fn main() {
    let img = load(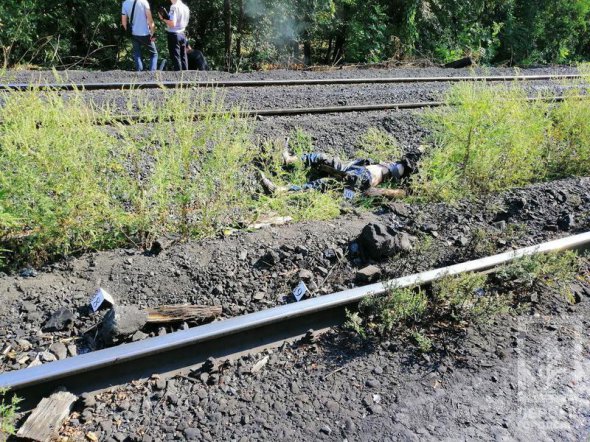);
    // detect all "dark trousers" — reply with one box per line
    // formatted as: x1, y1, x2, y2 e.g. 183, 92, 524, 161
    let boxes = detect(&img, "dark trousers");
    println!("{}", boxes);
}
167, 32, 188, 71
300, 153, 374, 191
